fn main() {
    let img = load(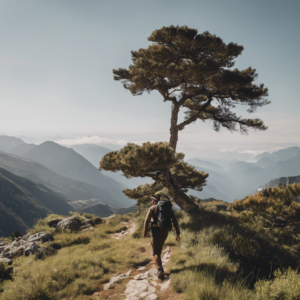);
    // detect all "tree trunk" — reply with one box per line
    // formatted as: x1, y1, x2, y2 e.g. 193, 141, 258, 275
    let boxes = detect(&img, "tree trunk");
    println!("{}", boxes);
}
163, 171, 198, 213
169, 104, 180, 151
